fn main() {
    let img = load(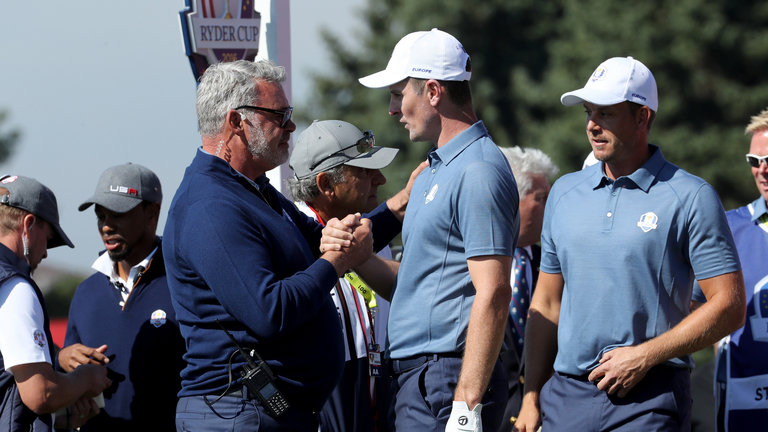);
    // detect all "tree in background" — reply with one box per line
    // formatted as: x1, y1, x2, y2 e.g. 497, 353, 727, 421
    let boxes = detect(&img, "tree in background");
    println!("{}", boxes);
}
0, 110, 19, 164
303, 0, 768, 210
